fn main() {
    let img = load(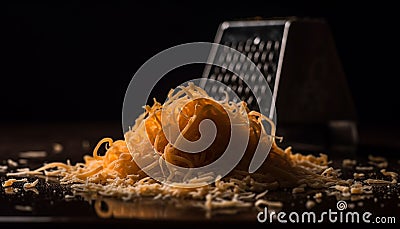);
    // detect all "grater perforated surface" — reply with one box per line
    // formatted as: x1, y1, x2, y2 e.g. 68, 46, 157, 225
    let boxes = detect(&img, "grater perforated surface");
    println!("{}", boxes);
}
202, 20, 287, 115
